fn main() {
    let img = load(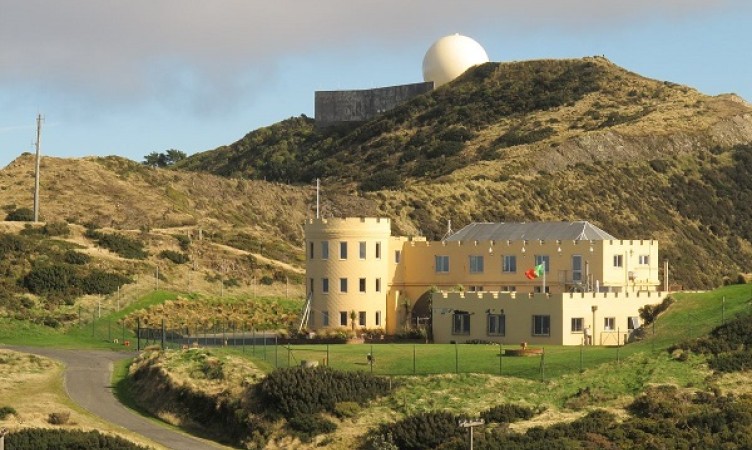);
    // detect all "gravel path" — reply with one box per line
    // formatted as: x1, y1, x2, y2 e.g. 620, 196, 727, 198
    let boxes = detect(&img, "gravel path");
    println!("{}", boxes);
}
4, 346, 229, 450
